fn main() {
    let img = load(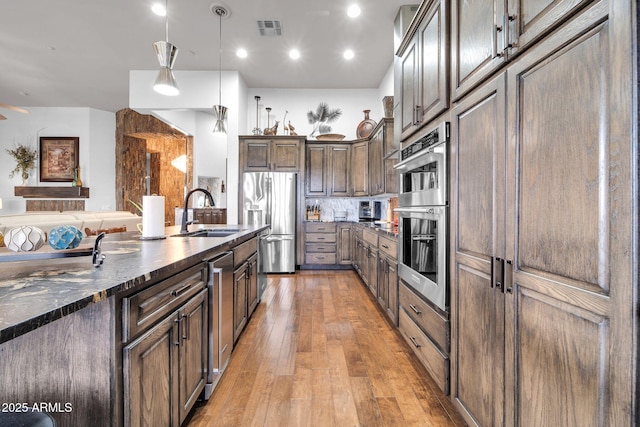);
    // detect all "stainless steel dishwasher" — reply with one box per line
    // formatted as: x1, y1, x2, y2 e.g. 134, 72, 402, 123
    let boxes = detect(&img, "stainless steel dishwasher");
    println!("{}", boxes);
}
204, 251, 234, 399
